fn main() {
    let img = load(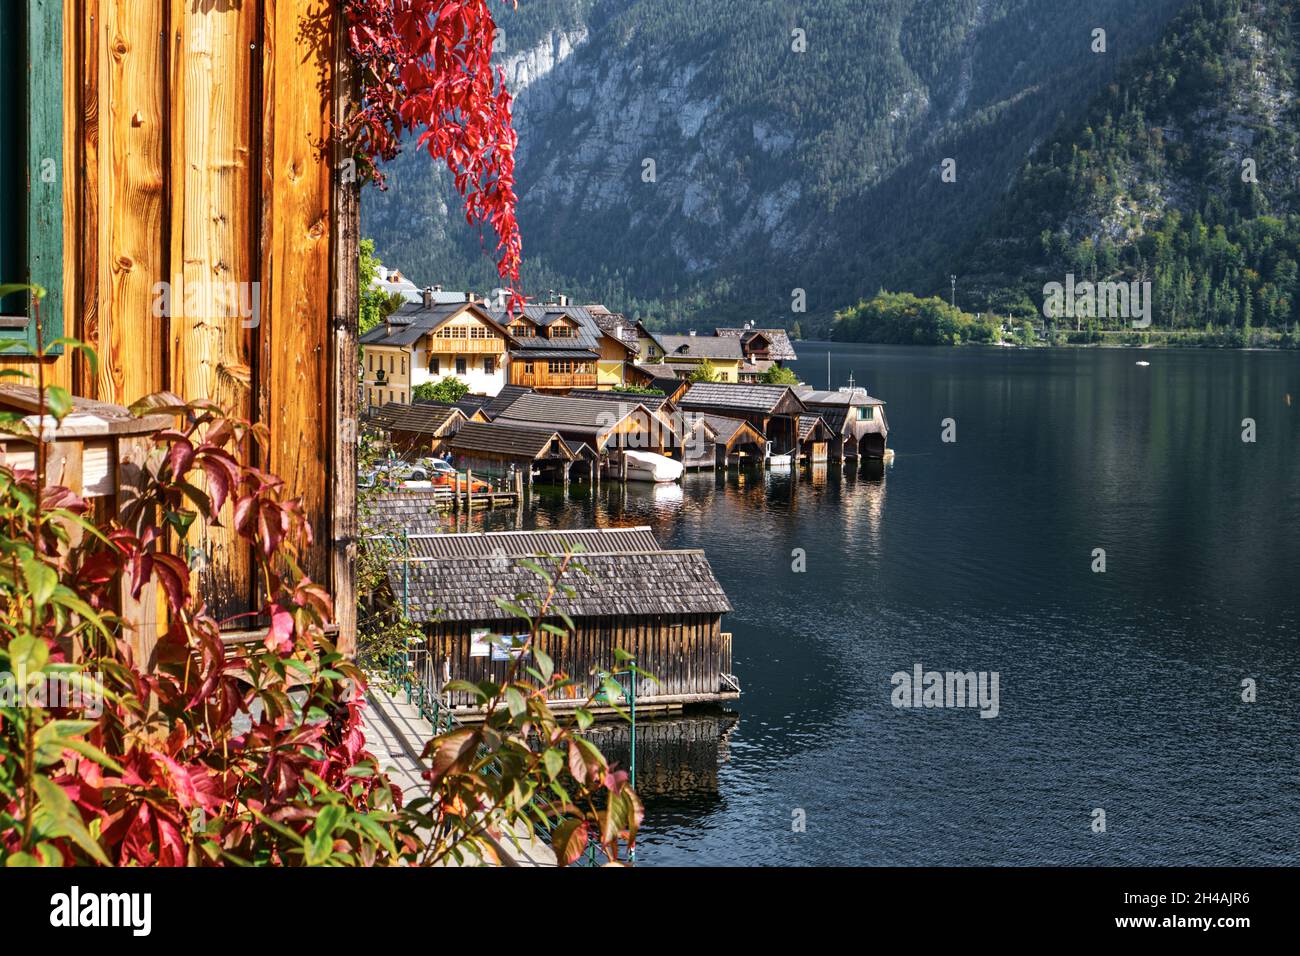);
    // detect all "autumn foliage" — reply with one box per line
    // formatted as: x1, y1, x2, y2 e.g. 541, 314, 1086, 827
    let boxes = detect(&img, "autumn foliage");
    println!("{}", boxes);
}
341, 0, 523, 298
